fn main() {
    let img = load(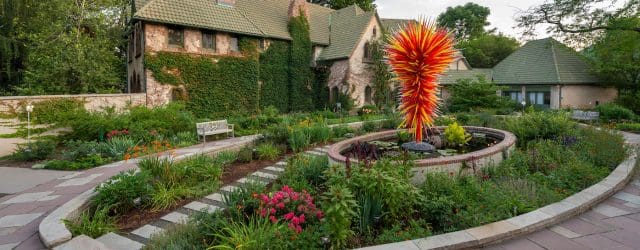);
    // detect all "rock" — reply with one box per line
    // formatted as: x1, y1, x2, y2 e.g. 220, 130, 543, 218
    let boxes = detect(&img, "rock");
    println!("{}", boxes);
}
472, 133, 486, 139
344, 133, 355, 138
428, 135, 444, 148
31, 163, 46, 169
401, 142, 436, 153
